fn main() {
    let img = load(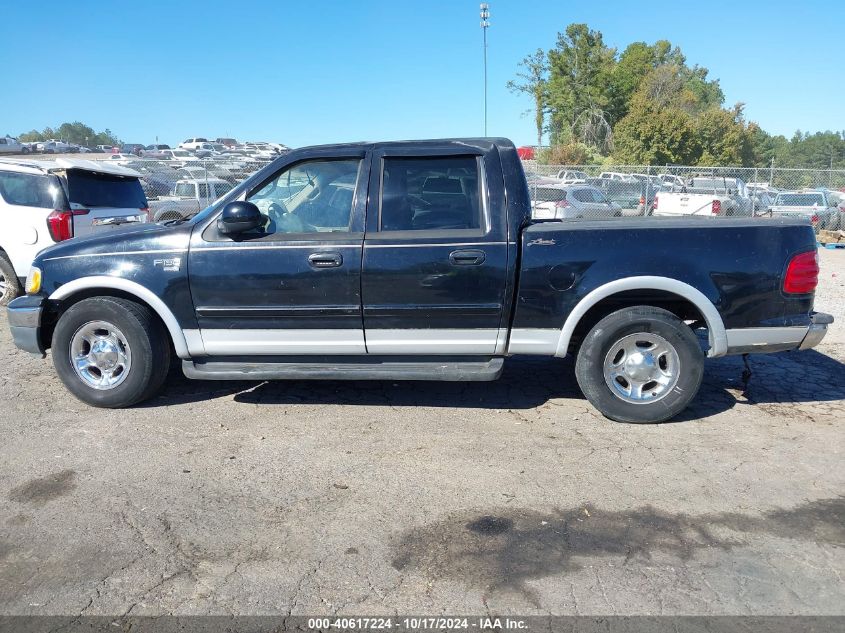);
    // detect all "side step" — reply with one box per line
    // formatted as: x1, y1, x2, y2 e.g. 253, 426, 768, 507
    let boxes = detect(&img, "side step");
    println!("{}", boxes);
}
182, 356, 505, 382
